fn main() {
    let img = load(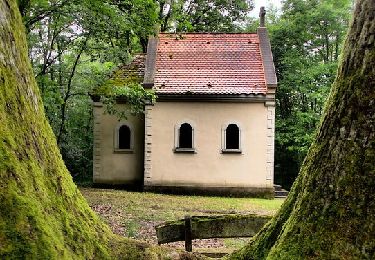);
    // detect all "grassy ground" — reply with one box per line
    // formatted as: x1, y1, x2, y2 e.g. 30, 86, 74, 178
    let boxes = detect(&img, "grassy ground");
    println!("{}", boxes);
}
80, 188, 284, 254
